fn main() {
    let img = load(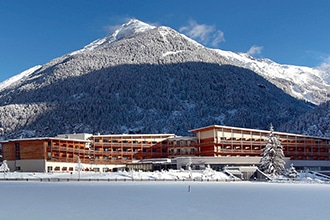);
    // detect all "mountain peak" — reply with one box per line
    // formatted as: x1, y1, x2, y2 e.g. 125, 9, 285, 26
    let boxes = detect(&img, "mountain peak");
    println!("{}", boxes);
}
74, 19, 156, 53
111, 19, 156, 41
